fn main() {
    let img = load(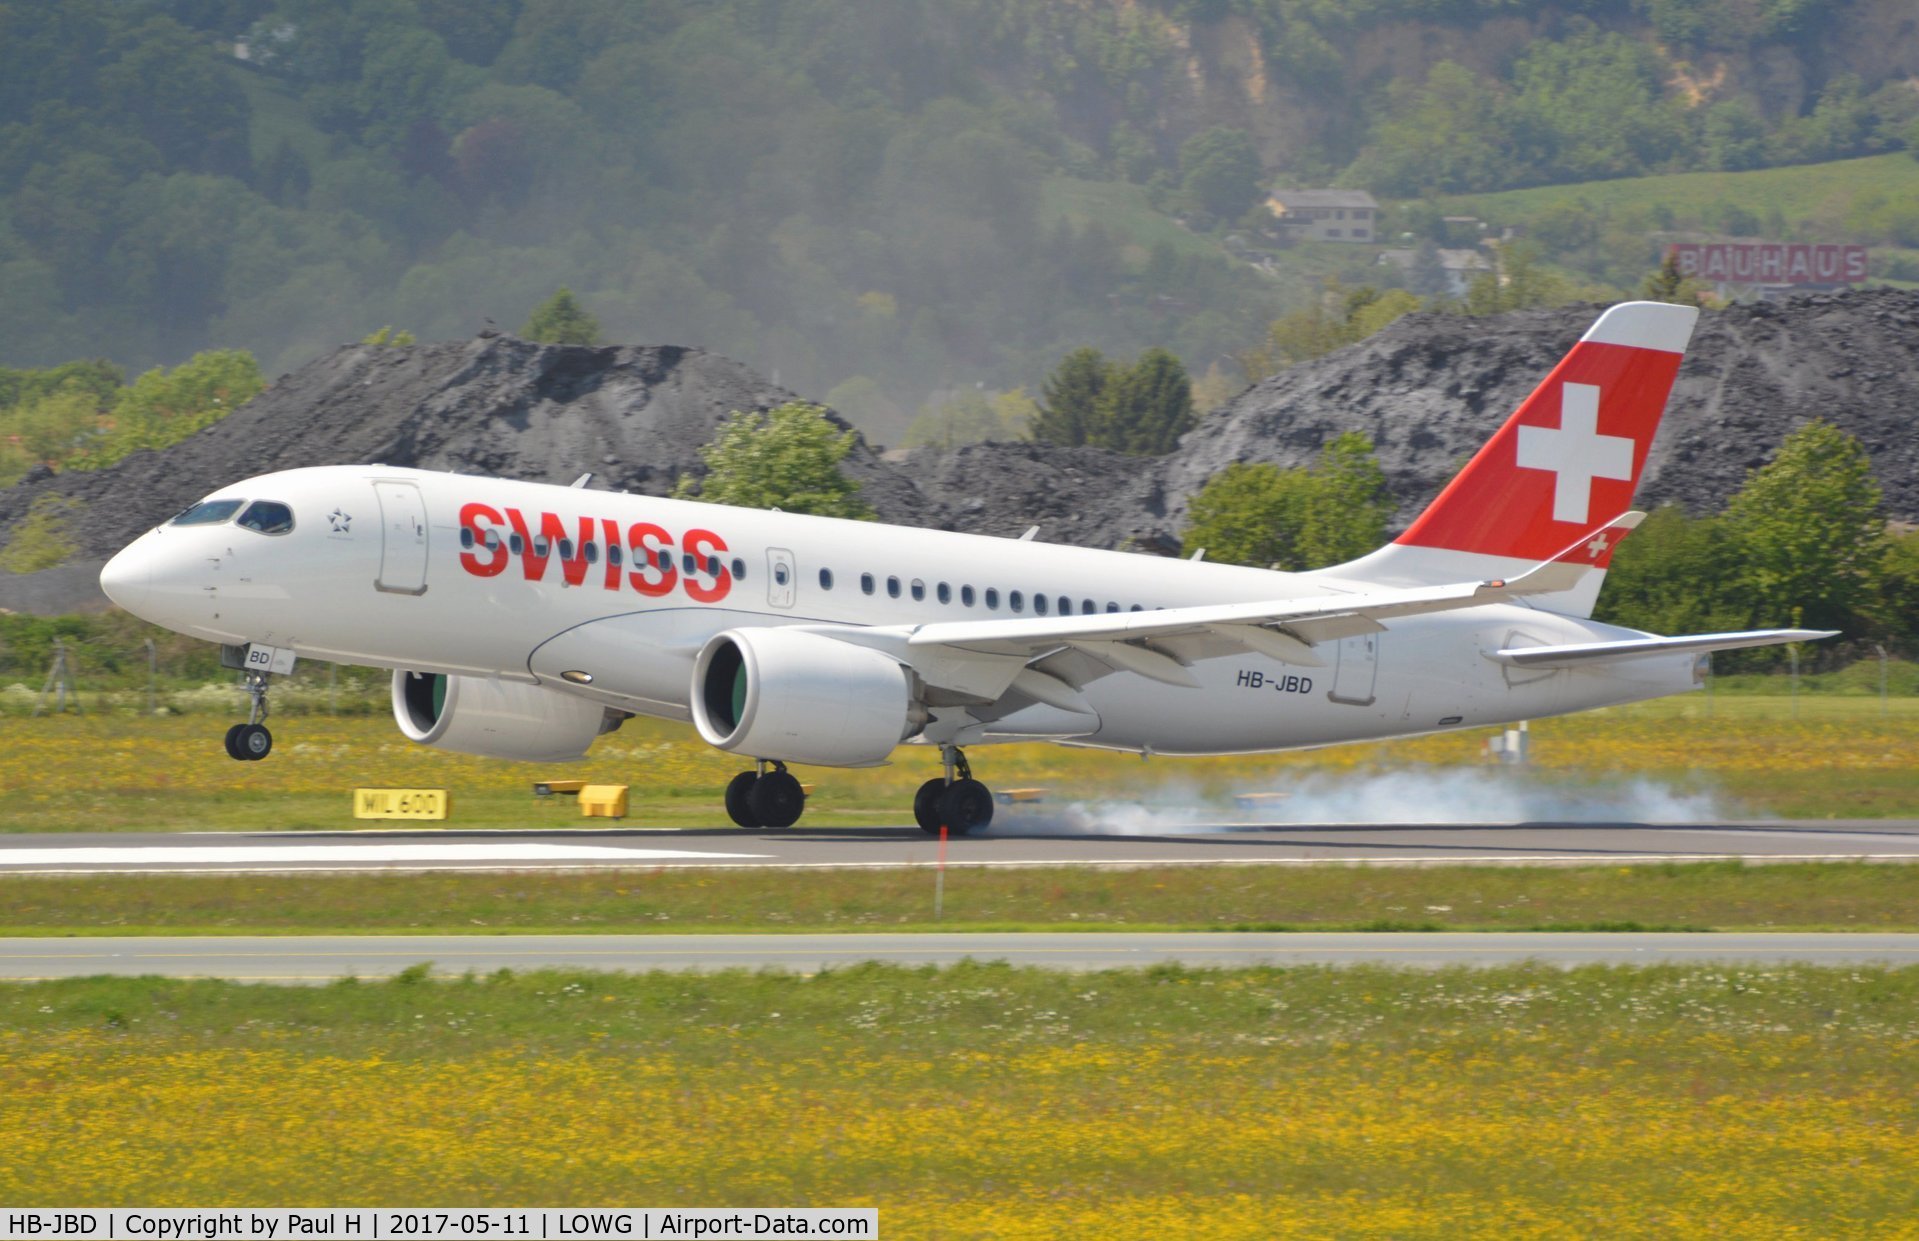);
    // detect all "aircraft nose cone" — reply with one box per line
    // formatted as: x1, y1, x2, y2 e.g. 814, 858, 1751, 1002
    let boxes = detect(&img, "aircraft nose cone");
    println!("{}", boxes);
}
99, 546, 152, 615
